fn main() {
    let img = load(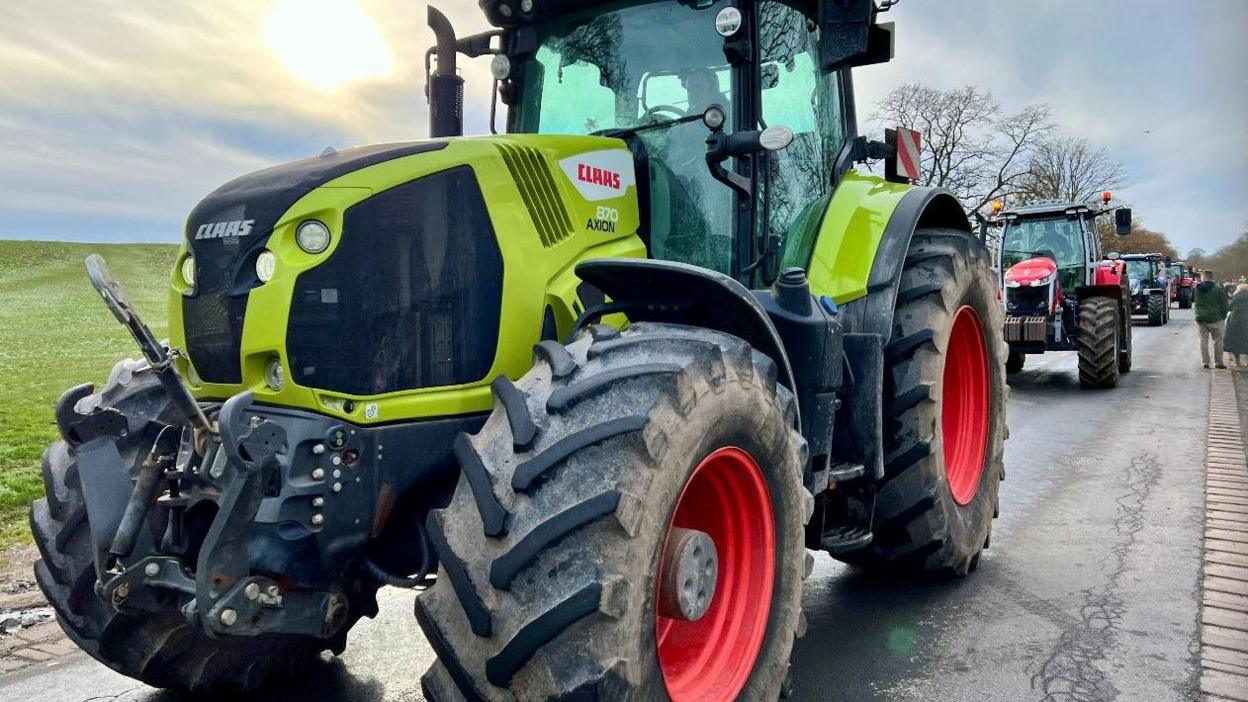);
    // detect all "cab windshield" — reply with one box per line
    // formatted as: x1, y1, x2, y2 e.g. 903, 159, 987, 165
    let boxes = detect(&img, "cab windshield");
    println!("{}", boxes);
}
1126, 260, 1155, 281
1001, 216, 1086, 292
513, 0, 735, 273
